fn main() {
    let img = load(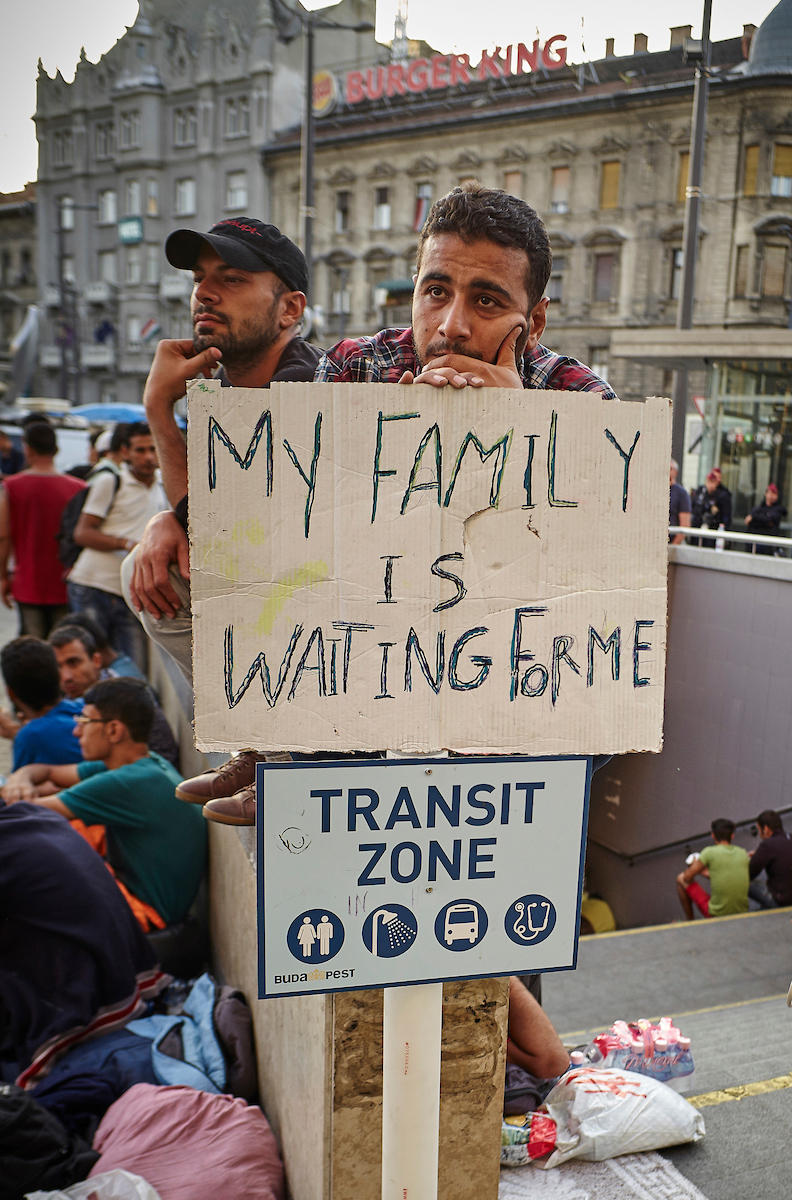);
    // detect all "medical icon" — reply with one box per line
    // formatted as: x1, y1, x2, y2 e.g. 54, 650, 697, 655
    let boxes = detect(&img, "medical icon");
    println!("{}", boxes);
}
362, 903, 418, 958
434, 899, 488, 951
286, 908, 344, 963
504, 894, 556, 947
